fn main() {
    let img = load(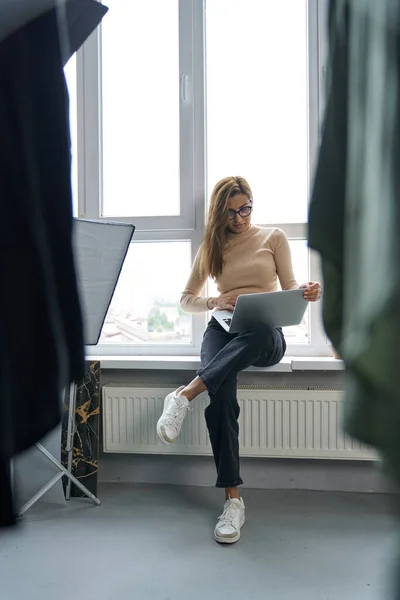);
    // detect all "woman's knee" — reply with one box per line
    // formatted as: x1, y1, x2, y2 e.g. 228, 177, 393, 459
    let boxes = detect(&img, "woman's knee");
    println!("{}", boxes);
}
252, 325, 286, 367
